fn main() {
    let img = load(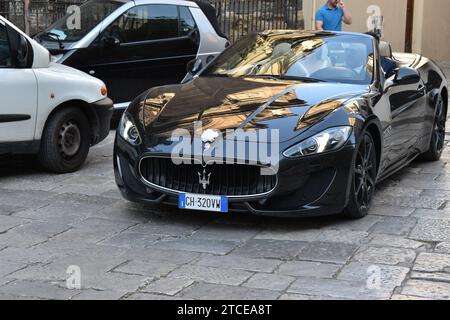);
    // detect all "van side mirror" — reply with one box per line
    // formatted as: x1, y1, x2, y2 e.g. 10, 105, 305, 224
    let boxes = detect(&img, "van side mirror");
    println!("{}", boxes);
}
6, 24, 31, 68
393, 67, 421, 85
187, 58, 203, 76
15, 35, 29, 68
